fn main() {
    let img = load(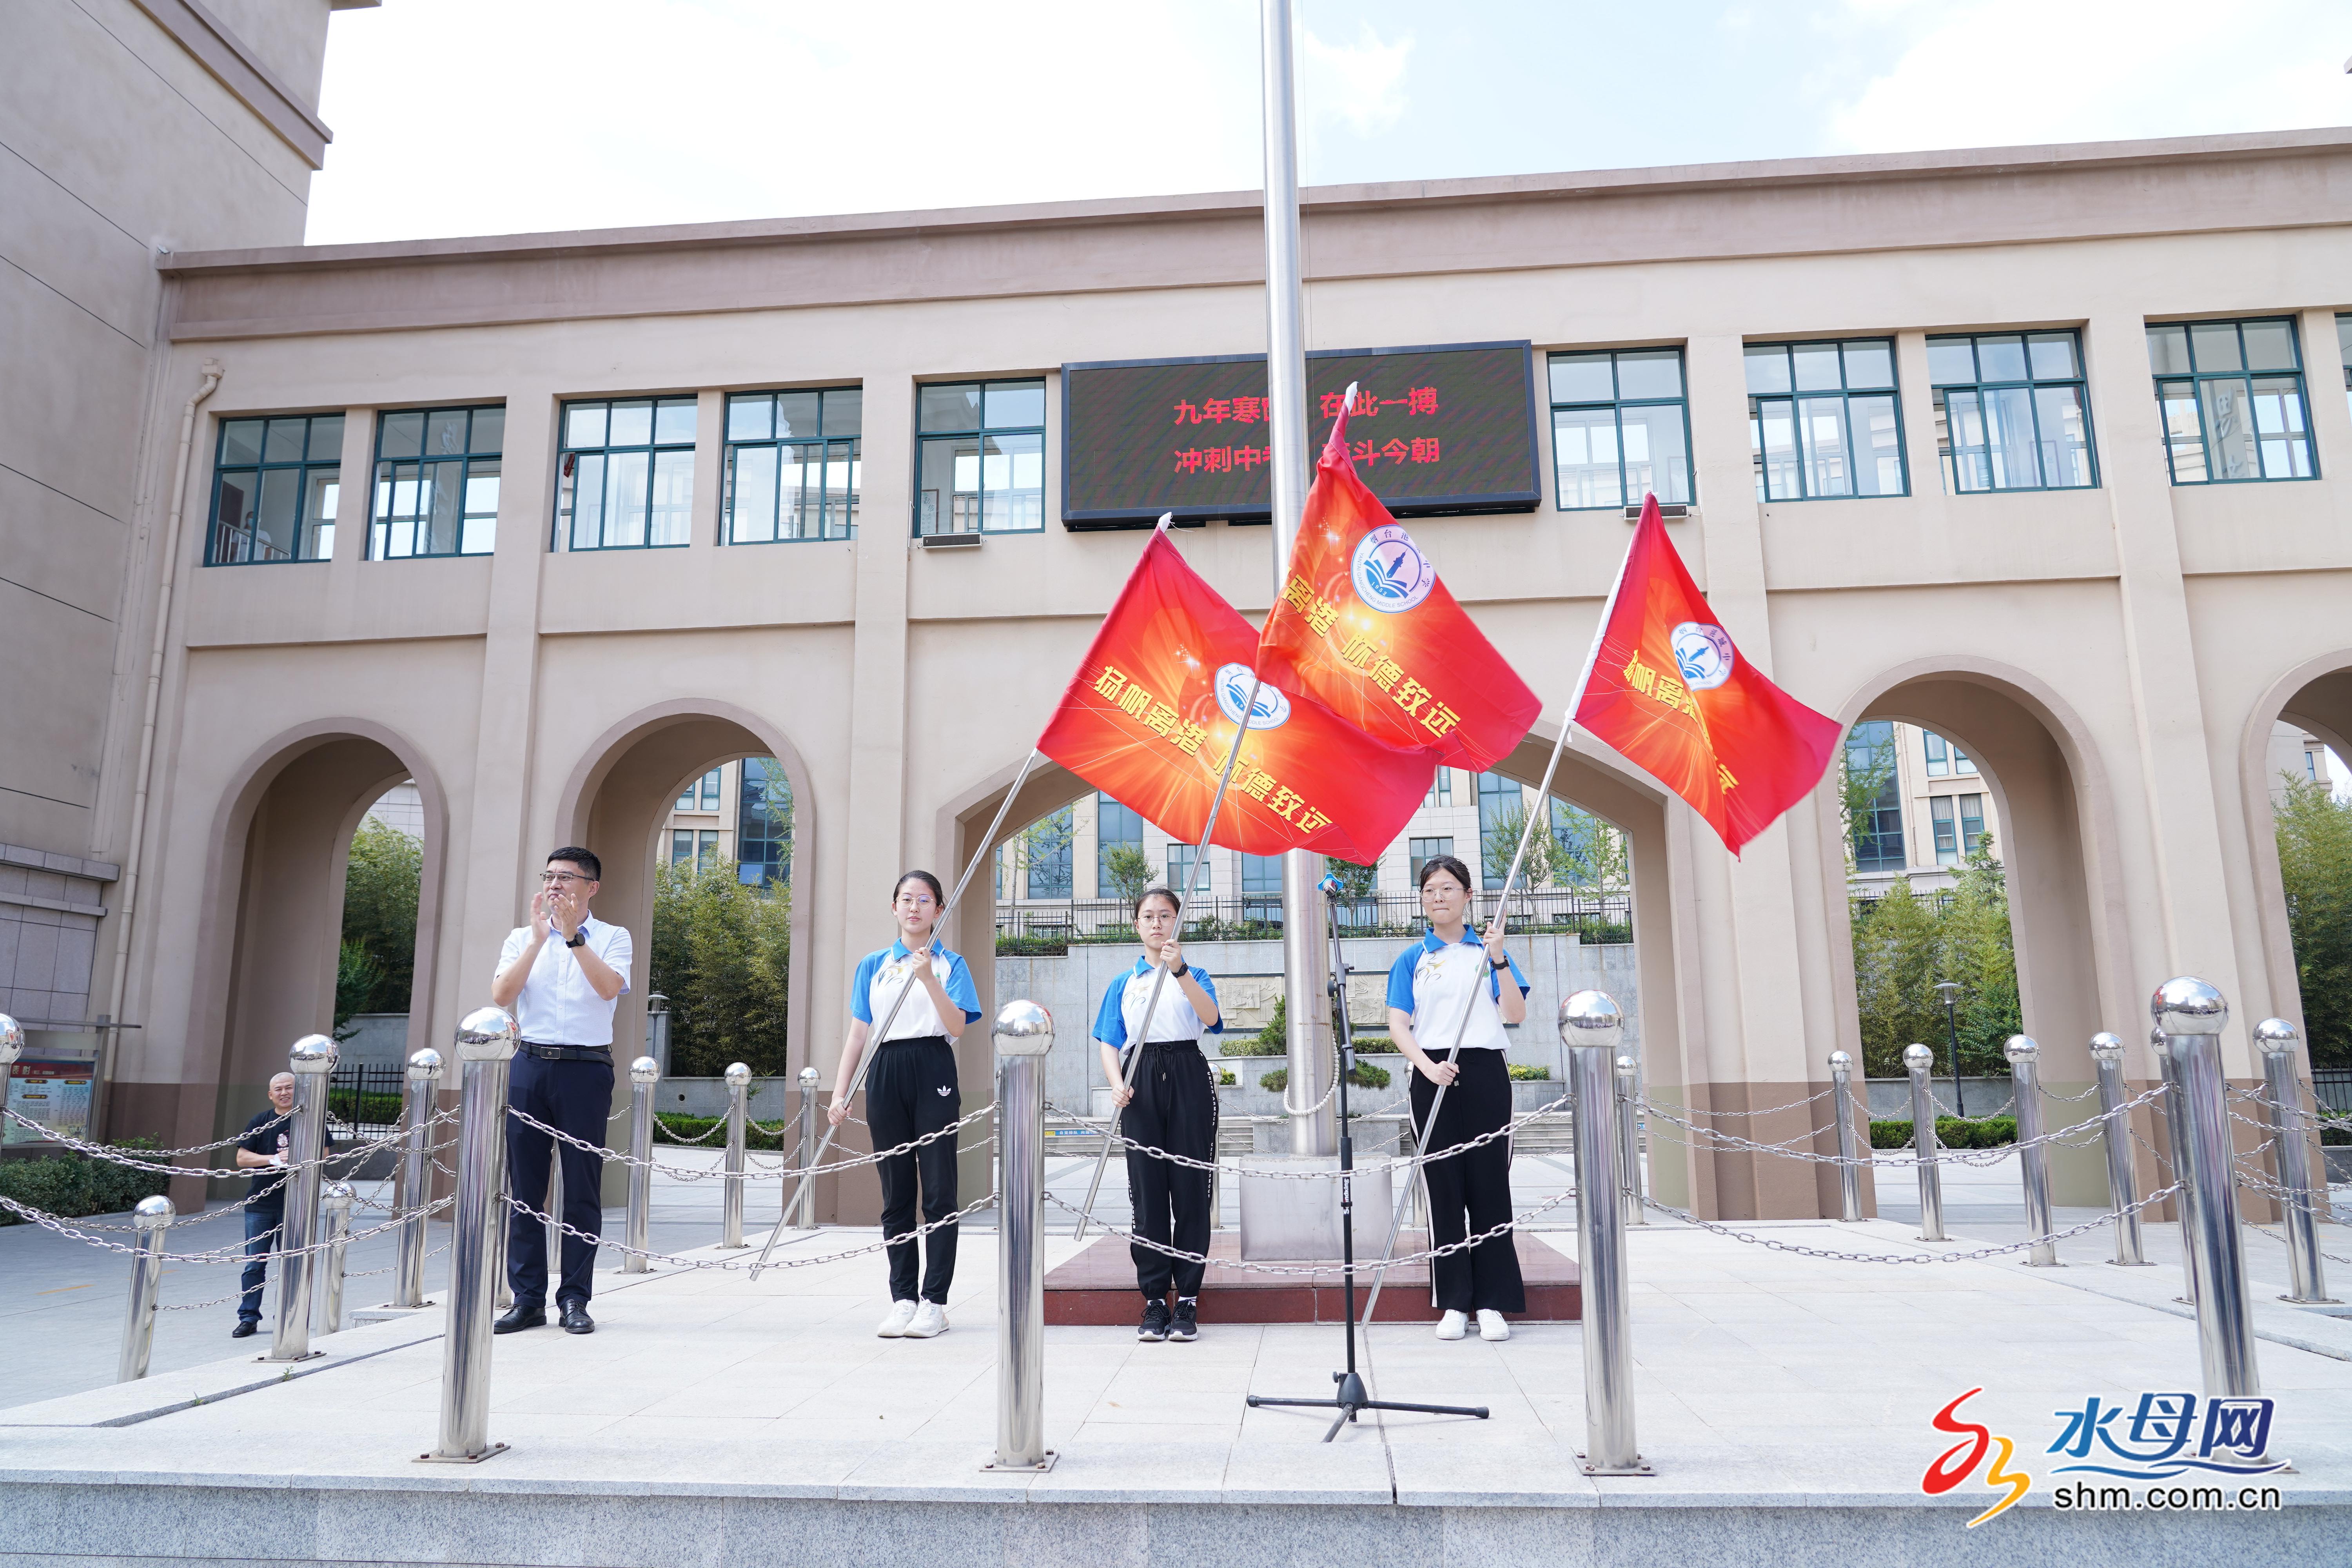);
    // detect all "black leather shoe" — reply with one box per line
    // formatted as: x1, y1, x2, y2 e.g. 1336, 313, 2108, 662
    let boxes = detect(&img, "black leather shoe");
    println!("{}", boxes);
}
230, 1319, 258, 1339
559, 1301, 595, 1335
493, 1304, 545, 1334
